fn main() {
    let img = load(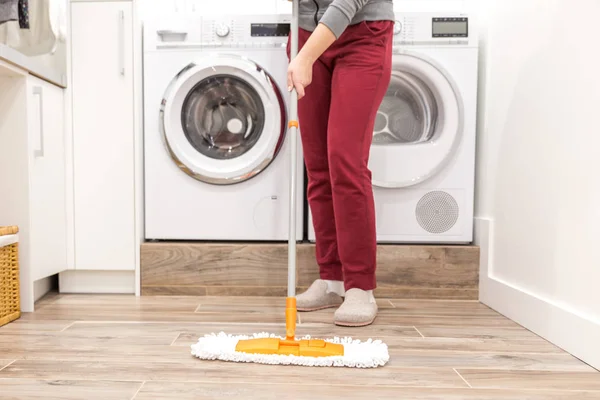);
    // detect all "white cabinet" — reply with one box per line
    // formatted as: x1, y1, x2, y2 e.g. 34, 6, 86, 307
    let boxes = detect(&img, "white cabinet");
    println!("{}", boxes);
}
0, 67, 68, 312
27, 76, 68, 282
70, 1, 136, 271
